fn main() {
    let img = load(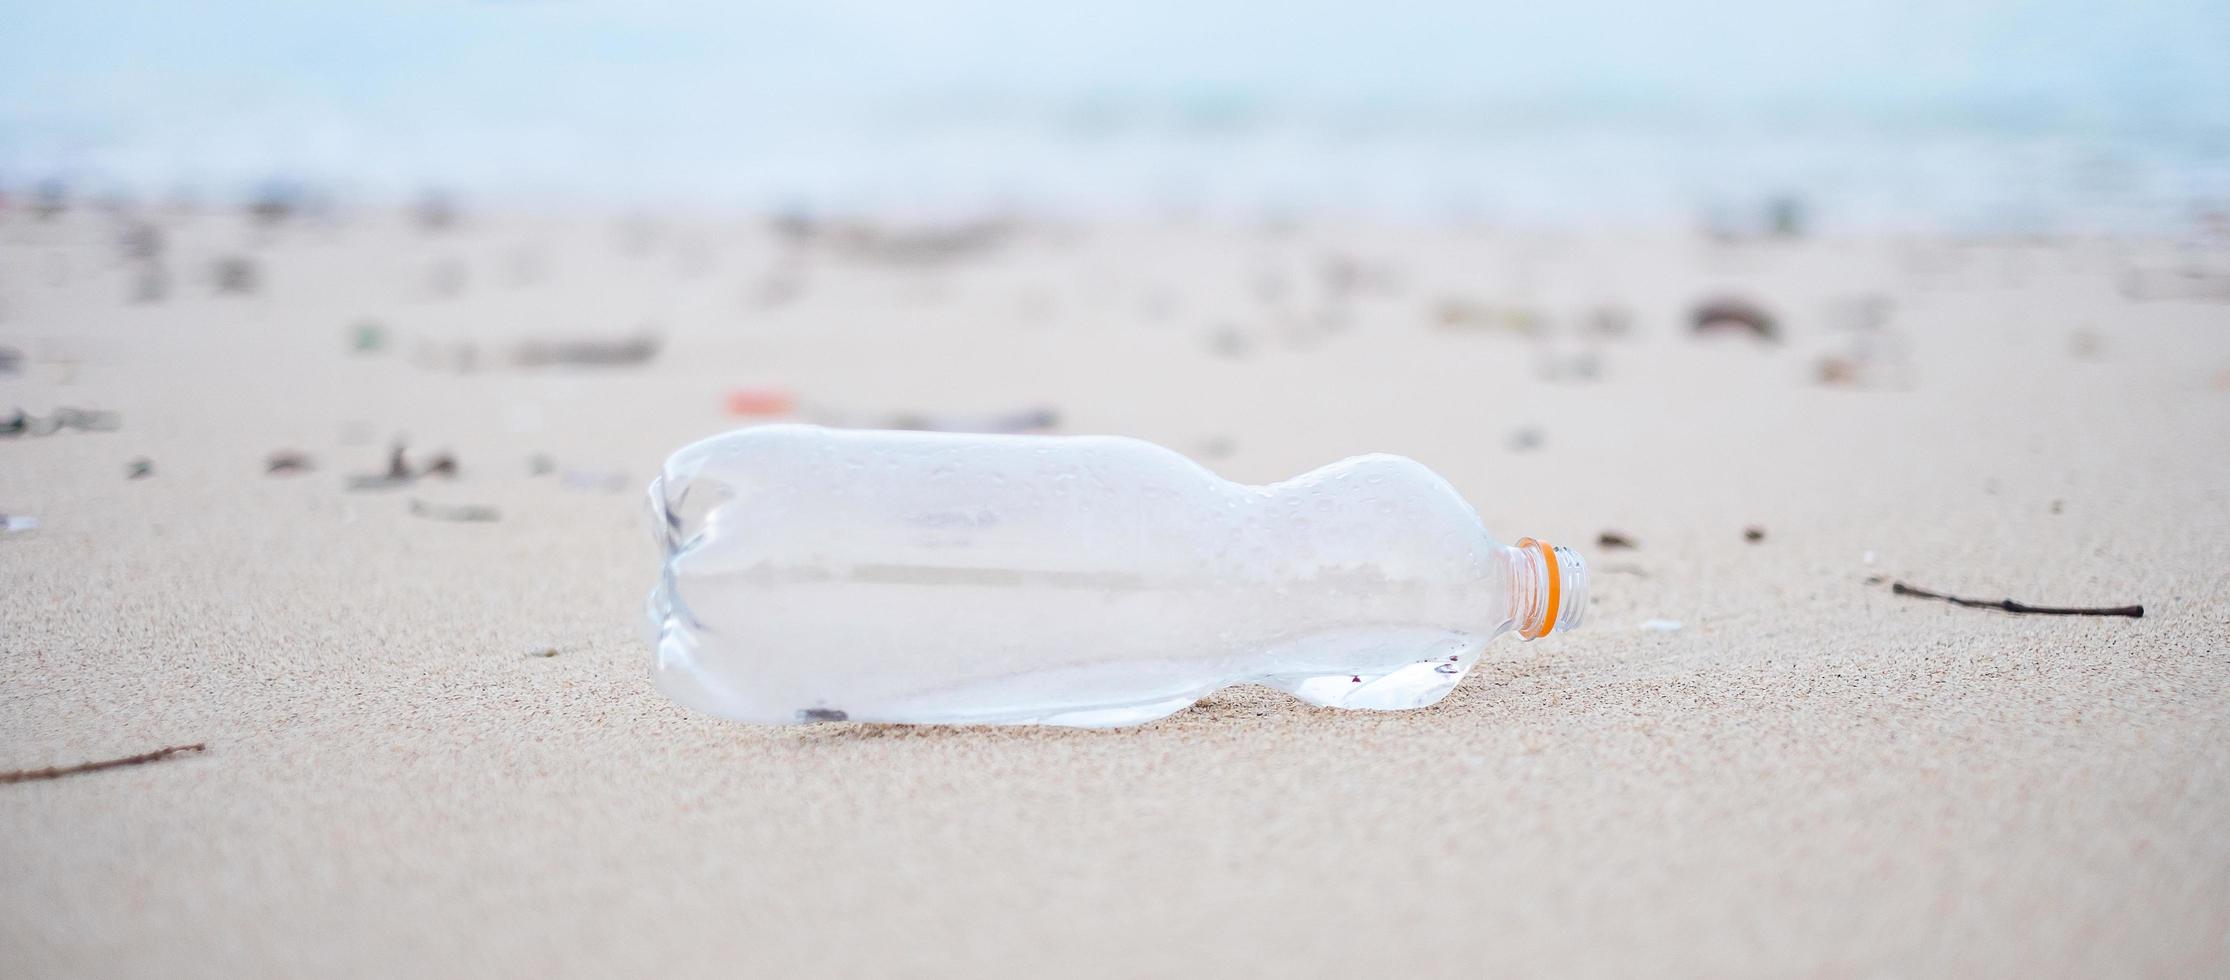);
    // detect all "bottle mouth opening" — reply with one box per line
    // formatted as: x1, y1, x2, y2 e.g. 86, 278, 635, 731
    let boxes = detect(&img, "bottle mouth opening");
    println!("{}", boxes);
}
1515, 538, 1588, 639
